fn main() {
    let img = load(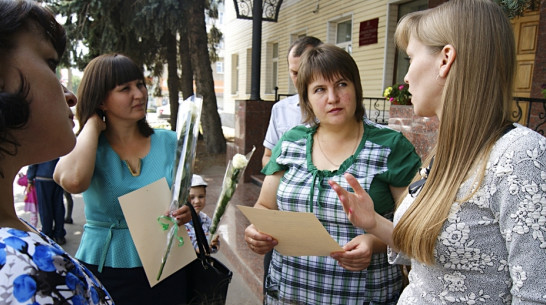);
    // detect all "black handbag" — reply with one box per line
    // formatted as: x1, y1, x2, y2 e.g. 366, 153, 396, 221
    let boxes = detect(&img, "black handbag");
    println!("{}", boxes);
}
184, 202, 233, 305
